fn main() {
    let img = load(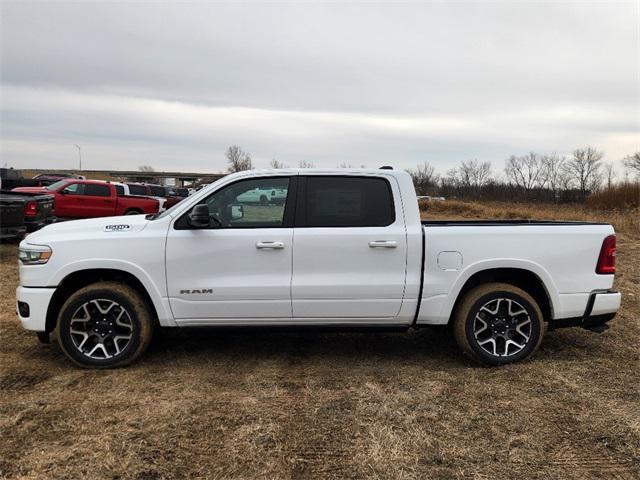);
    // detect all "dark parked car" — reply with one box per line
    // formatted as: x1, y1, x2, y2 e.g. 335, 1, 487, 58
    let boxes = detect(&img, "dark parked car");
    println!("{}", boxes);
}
1, 168, 84, 189
1, 191, 56, 232
0, 194, 27, 239
164, 186, 189, 208
31, 172, 84, 186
